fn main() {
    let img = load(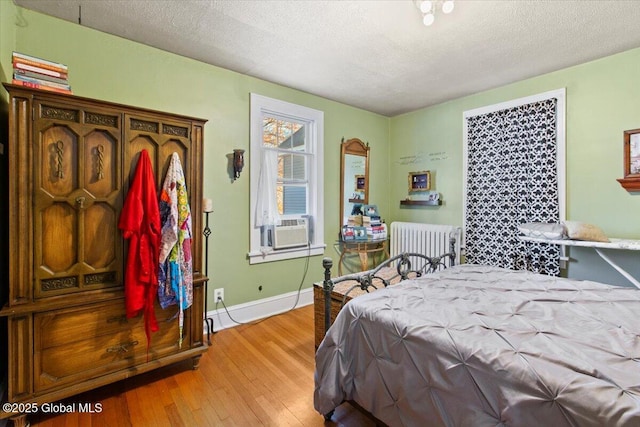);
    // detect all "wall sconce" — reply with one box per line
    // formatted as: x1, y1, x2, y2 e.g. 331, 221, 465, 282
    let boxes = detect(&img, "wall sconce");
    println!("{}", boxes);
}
233, 149, 245, 180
